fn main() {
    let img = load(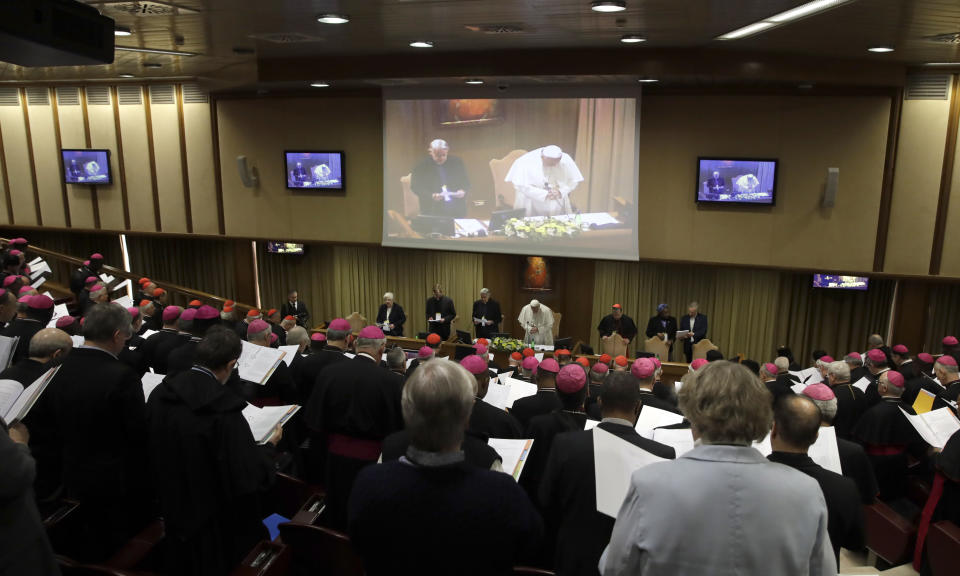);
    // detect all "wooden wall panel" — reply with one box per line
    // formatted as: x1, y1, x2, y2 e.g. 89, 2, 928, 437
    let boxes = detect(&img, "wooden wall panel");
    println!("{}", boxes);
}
87, 91, 125, 230
57, 101, 96, 228
150, 93, 188, 233
937, 77, 960, 278
0, 104, 36, 225
26, 98, 67, 227
117, 92, 157, 232
183, 102, 218, 234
